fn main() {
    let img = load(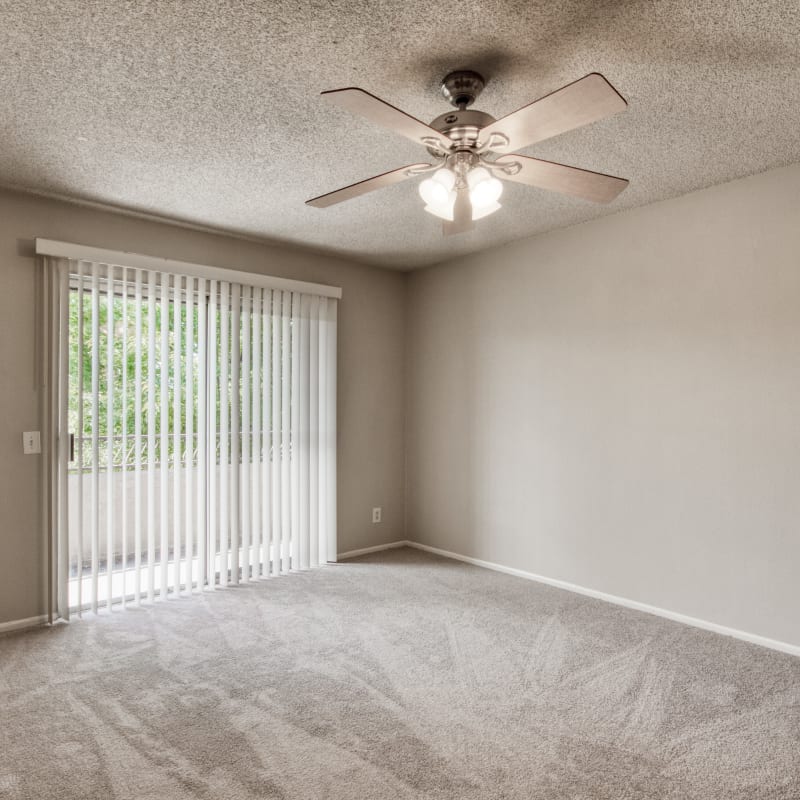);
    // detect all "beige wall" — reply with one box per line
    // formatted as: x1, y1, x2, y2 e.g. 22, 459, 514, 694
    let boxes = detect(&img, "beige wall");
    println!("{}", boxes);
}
0, 189, 406, 624
406, 163, 800, 647
4, 163, 800, 647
